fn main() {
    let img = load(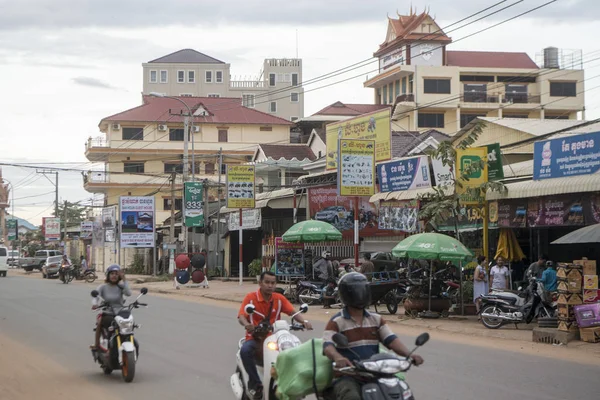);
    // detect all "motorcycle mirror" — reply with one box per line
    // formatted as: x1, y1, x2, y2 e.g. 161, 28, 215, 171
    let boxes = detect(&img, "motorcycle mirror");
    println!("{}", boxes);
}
332, 333, 349, 348
91, 290, 99, 298
141, 287, 148, 295
299, 303, 309, 313
415, 332, 430, 347
244, 304, 256, 315
518, 286, 523, 291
